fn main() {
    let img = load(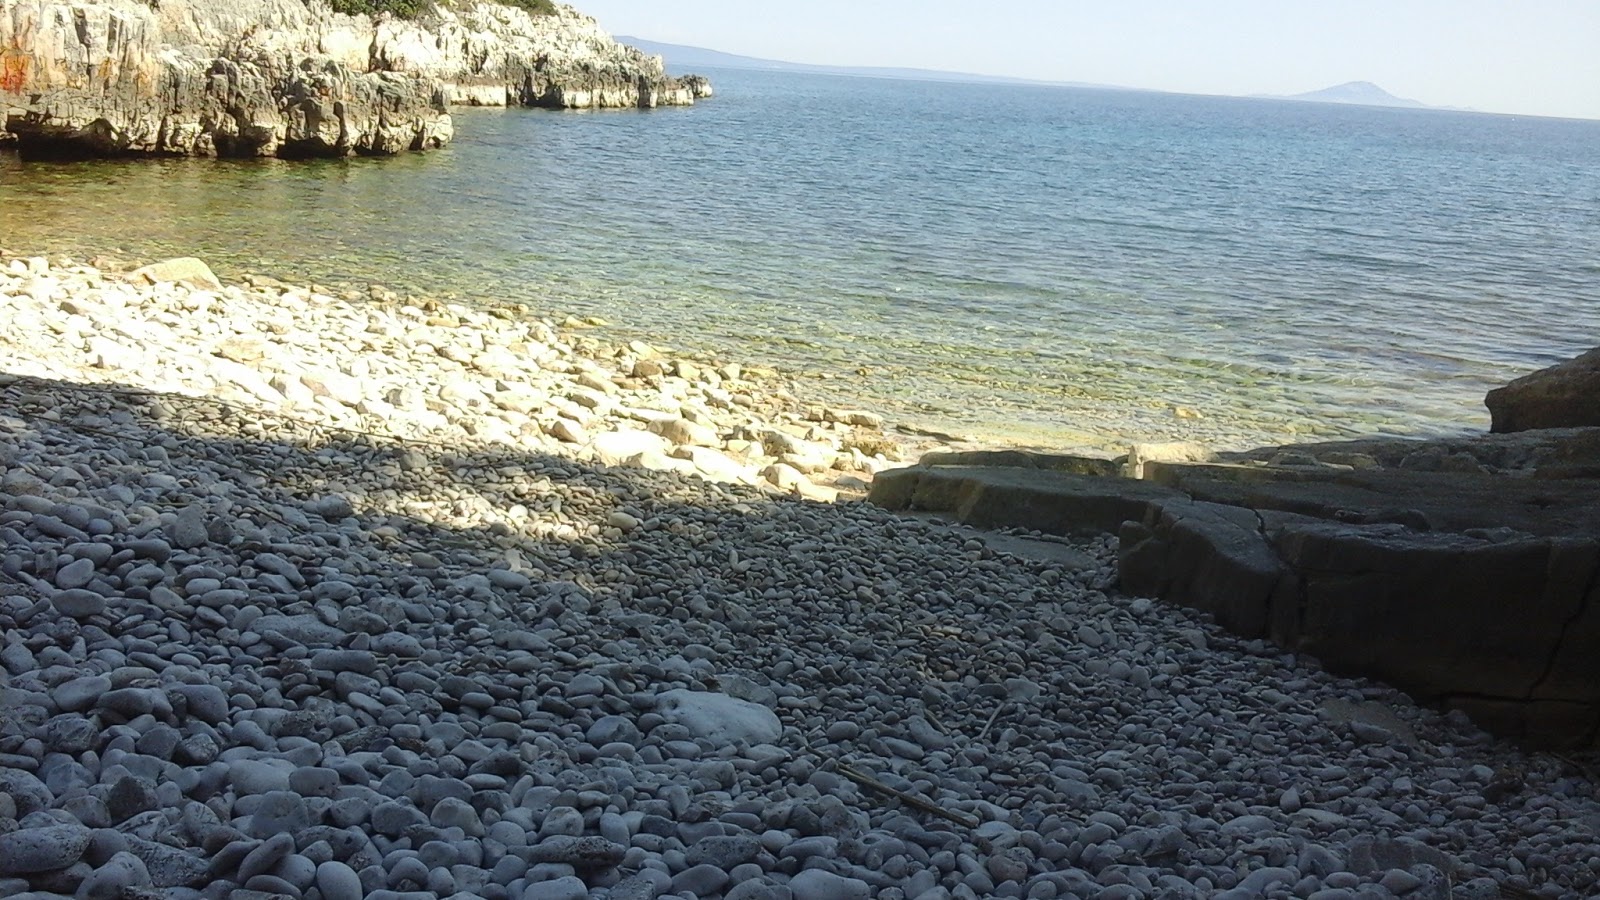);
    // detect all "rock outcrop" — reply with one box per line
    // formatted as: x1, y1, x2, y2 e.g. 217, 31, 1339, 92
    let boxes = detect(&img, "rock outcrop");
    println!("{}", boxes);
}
0, 0, 710, 158
1486, 346, 1600, 433
870, 434, 1600, 750
366, 1, 714, 109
